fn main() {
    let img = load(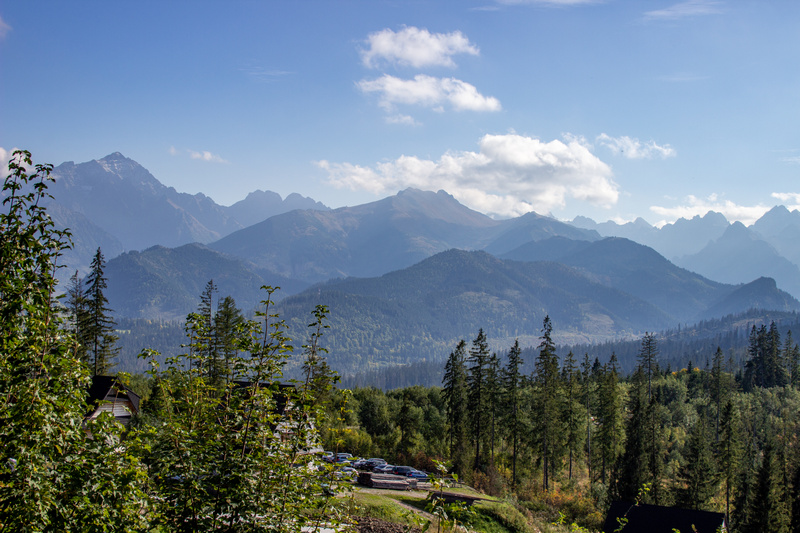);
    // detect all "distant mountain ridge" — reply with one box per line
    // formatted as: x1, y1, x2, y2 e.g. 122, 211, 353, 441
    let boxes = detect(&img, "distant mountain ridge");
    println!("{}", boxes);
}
572, 208, 800, 300
44, 152, 329, 275
272, 247, 800, 375
210, 188, 599, 283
